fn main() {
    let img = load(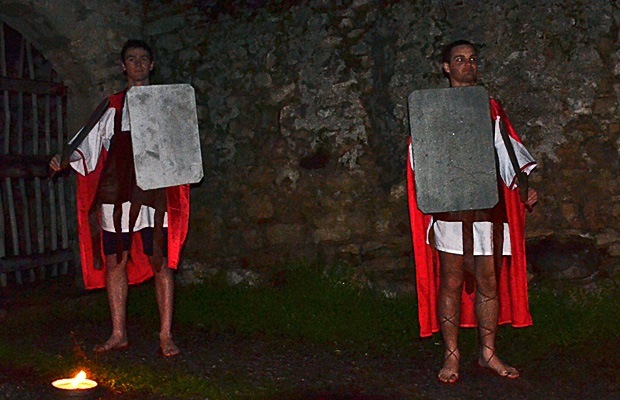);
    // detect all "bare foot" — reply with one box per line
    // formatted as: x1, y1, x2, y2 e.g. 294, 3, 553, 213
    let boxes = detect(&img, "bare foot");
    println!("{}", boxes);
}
478, 353, 519, 379
159, 337, 180, 357
437, 349, 460, 384
93, 335, 129, 353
